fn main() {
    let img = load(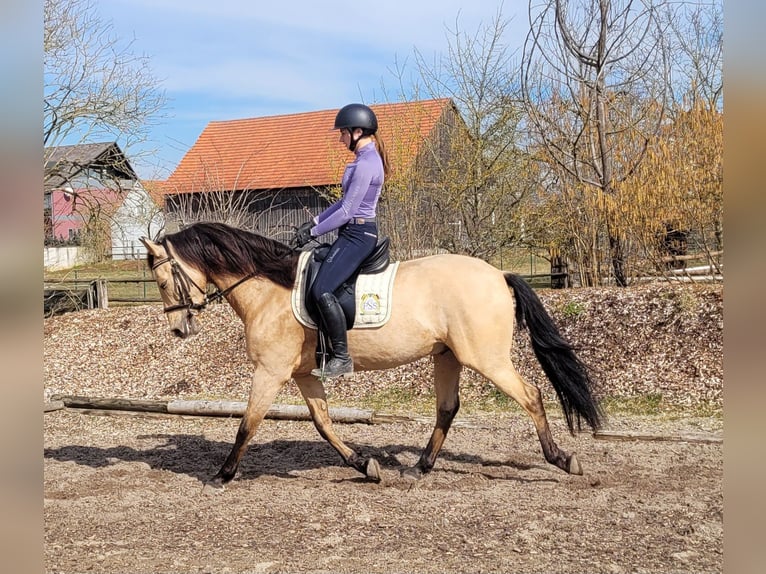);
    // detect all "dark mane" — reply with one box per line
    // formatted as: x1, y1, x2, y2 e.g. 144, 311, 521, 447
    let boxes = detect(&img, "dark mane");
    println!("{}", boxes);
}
158, 222, 299, 289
